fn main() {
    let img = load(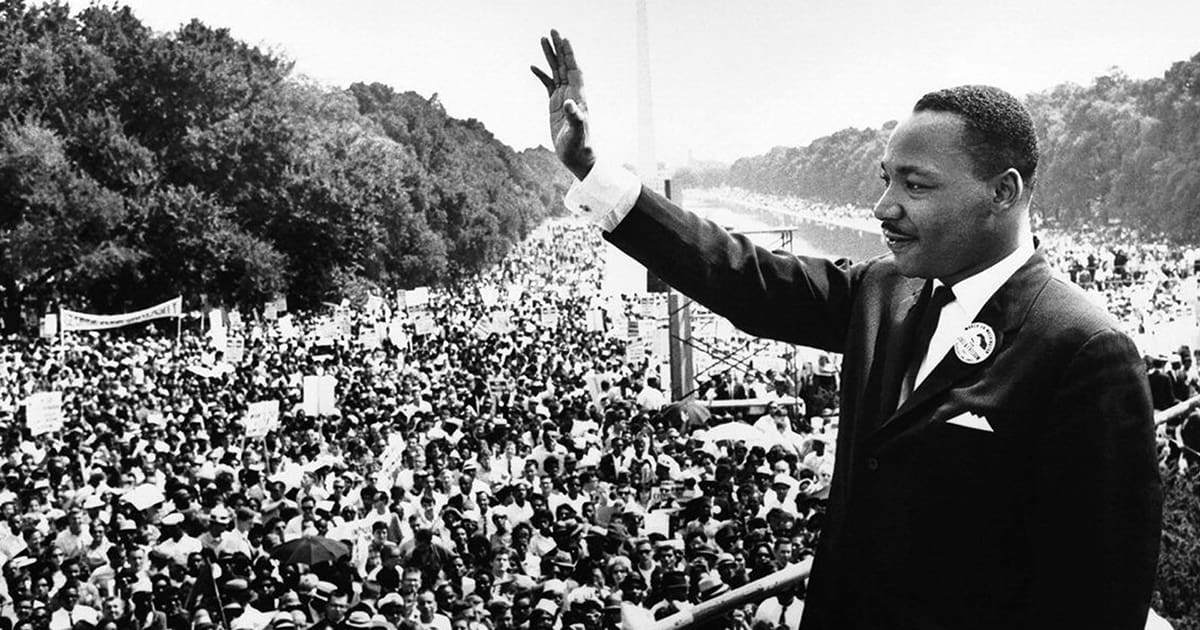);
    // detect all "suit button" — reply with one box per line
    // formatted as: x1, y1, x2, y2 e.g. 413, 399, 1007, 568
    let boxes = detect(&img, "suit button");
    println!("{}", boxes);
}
866, 457, 879, 471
